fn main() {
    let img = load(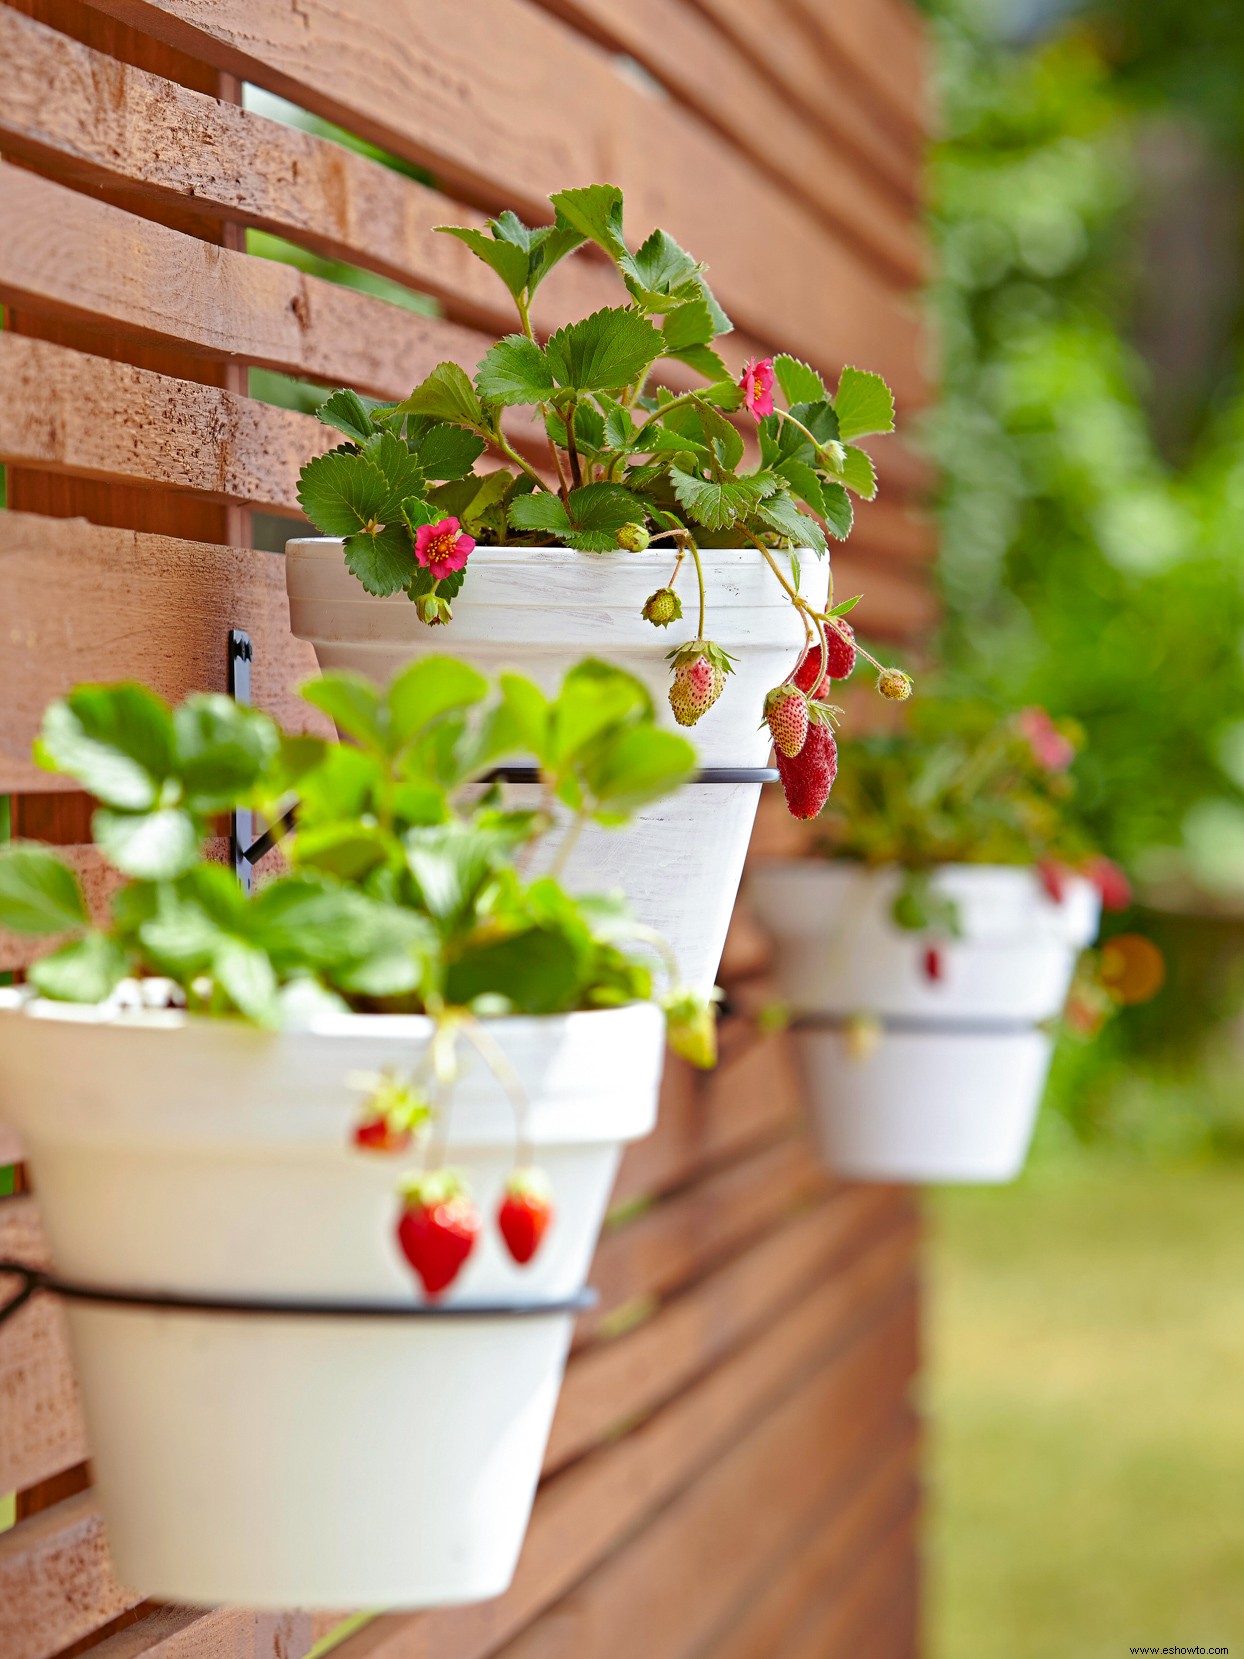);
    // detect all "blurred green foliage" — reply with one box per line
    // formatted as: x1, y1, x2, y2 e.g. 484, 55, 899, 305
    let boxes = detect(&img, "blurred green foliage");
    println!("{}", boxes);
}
919, 0, 1244, 1148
